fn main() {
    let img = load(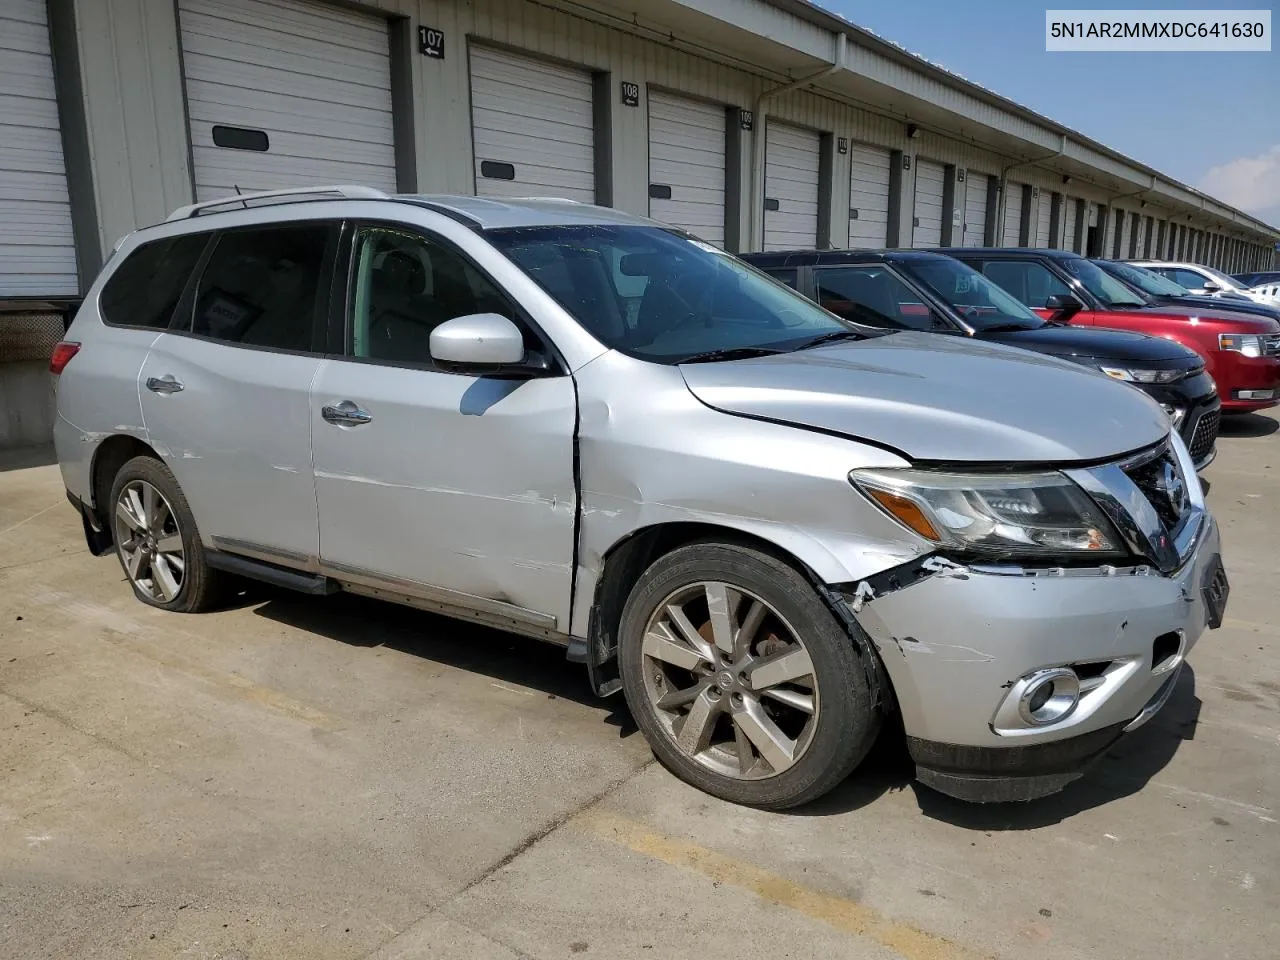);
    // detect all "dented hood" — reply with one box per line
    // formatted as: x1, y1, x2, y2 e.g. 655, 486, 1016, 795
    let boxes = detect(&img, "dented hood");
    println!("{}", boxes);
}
679, 332, 1169, 463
